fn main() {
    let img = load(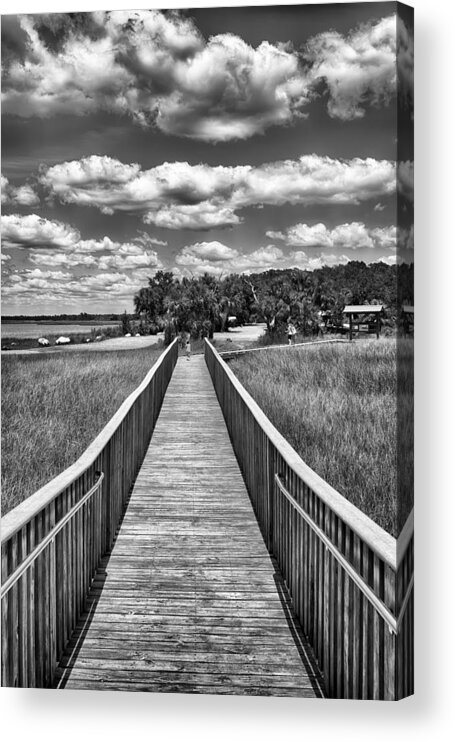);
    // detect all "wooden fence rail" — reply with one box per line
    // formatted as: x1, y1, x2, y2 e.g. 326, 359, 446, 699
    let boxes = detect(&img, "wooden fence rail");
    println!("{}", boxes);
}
1, 338, 179, 688
205, 339, 414, 700
218, 338, 349, 358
